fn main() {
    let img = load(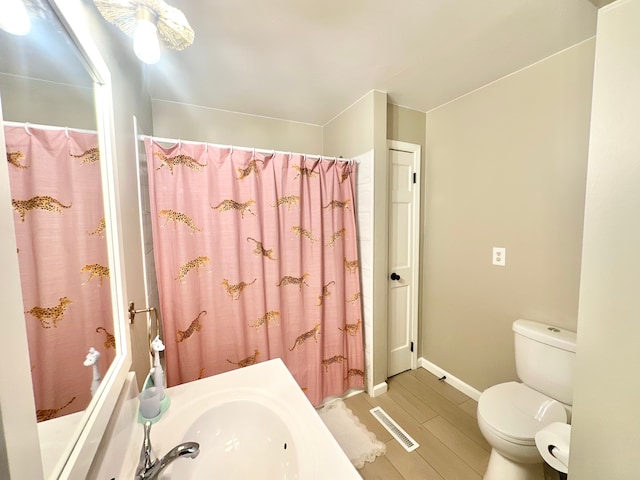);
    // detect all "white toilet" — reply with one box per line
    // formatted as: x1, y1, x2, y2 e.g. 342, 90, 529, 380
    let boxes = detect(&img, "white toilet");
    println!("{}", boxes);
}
477, 319, 576, 480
